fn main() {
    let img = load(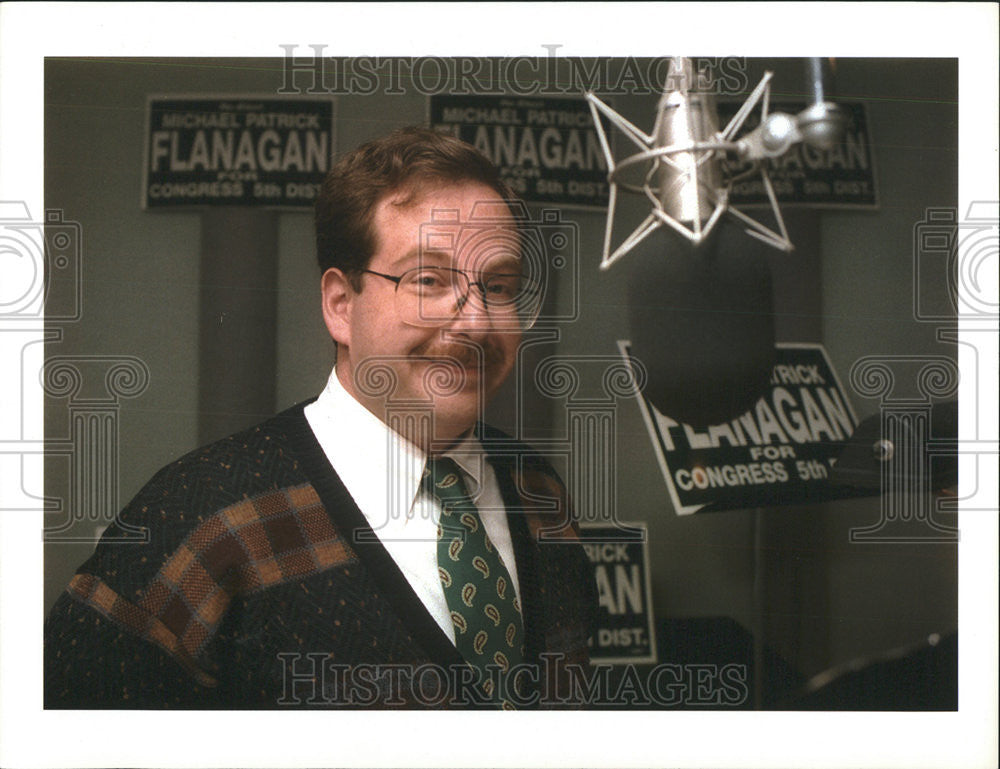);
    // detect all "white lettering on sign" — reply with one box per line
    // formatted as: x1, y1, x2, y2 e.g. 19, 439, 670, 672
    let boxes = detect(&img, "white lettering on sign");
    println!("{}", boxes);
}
675, 461, 792, 491
524, 109, 593, 127
769, 128, 869, 173
471, 125, 605, 172
769, 364, 826, 386
147, 181, 245, 199
597, 628, 646, 647
150, 129, 328, 174
440, 106, 521, 124
624, 340, 859, 514
595, 564, 643, 615
158, 111, 323, 130
668, 385, 853, 452
581, 543, 630, 563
